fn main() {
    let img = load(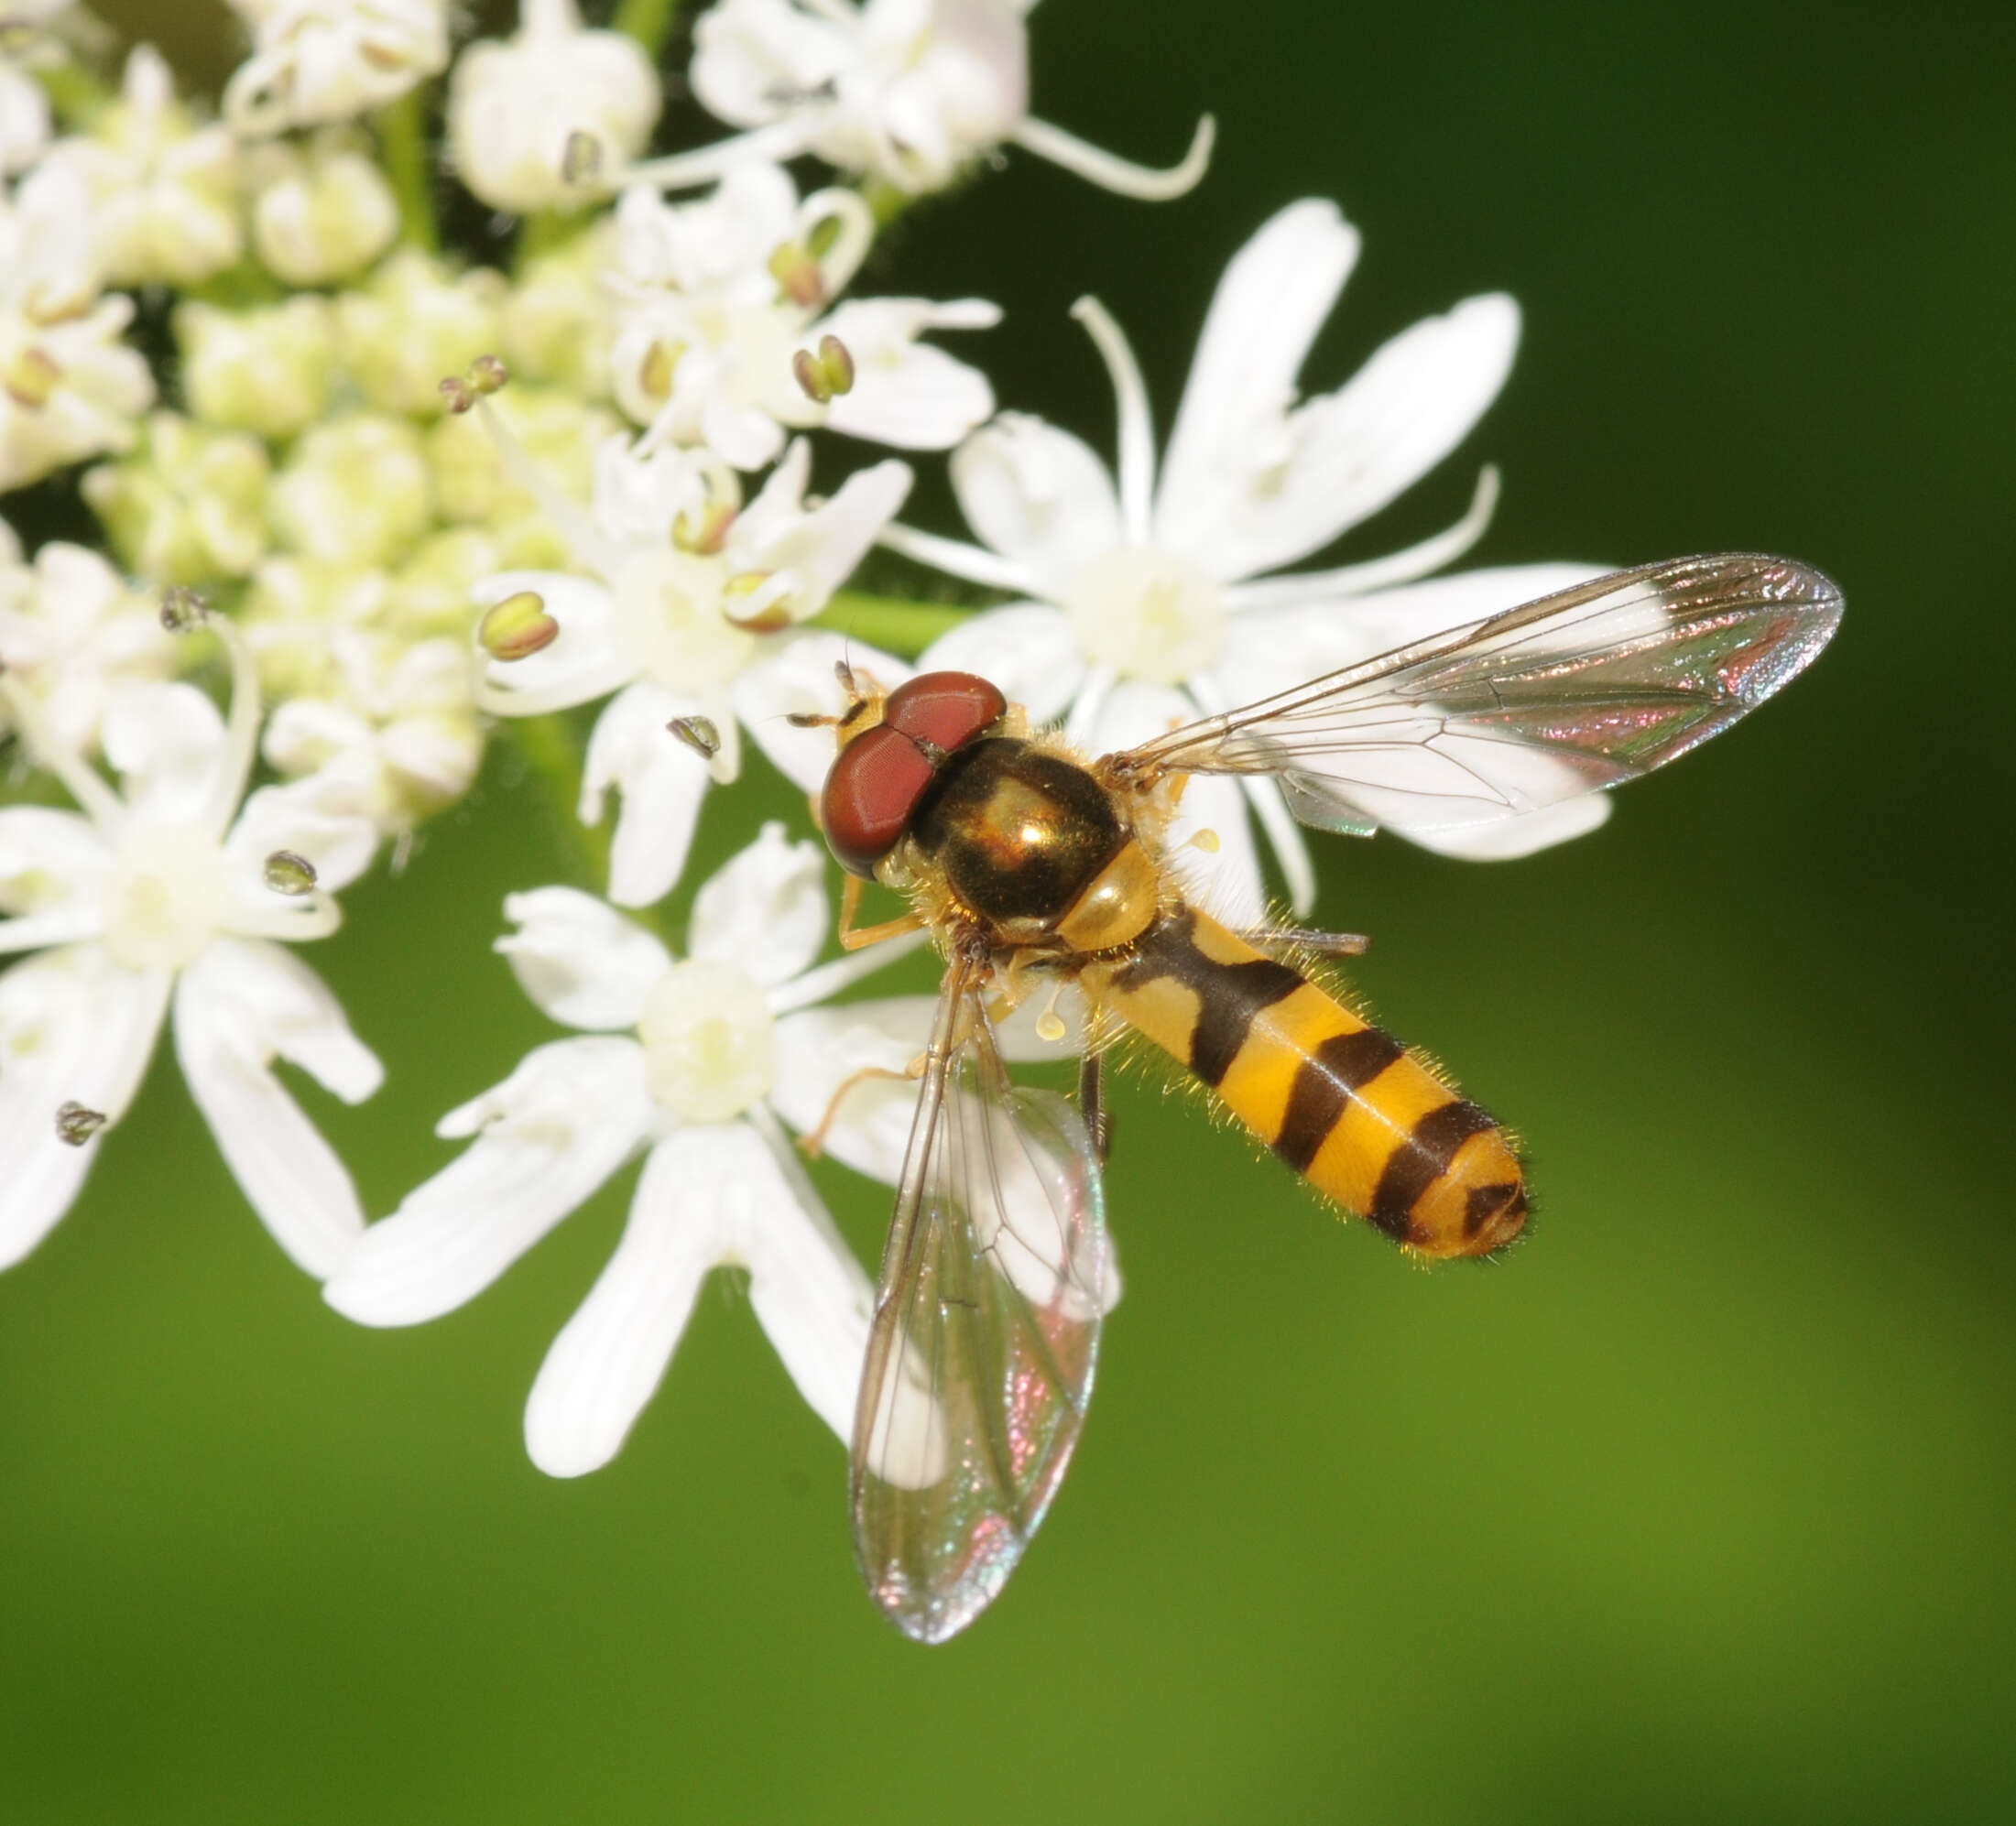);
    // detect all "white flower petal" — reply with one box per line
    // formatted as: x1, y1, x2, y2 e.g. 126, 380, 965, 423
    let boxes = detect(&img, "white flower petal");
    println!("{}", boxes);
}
1399, 792, 1614, 860
0, 944, 170, 1269
521, 1127, 725, 1477
475, 571, 633, 709
325, 1035, 654, 1325
769, 994, 935, 1185
1156, 199, 1362, 549
948, 412, 1126, 590
734, 630, 910, 793
496, 886, 673, 1031
734, 1123, 876, 1445
1212, 563, 1605, 710
819, 299, 1000, 451
224, 773, 381, 900
0, 806, 114, 923
689, 821, 828, 986
915, 602, 1084, 727
174, 938, 383, 1277
757, 458, 915, 614
1173, 294, 1522, 581
100, 680, 229, 826
581, 679, 713, 910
